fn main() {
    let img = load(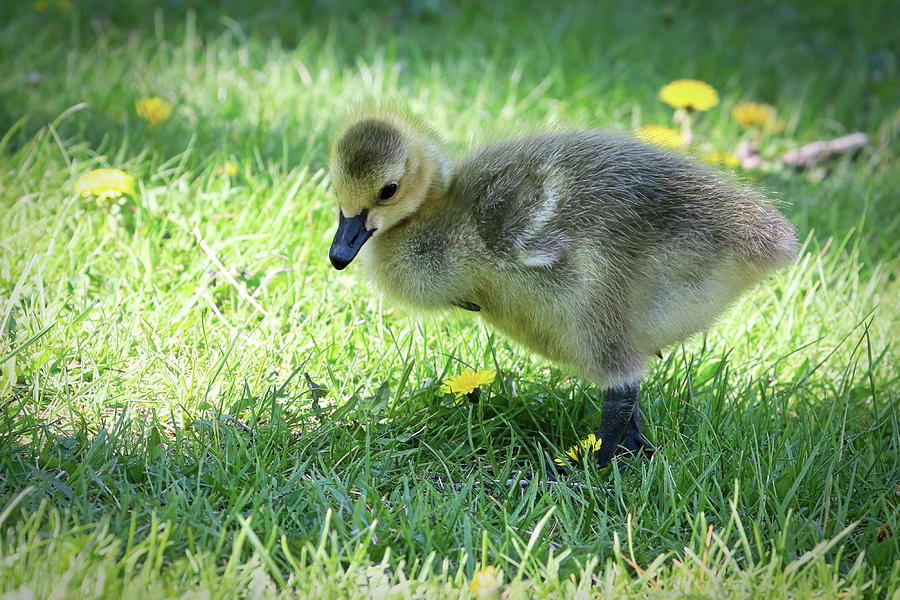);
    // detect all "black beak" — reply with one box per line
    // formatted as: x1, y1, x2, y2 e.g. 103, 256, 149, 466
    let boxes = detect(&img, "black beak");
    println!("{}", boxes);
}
329, 211, 376, 270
